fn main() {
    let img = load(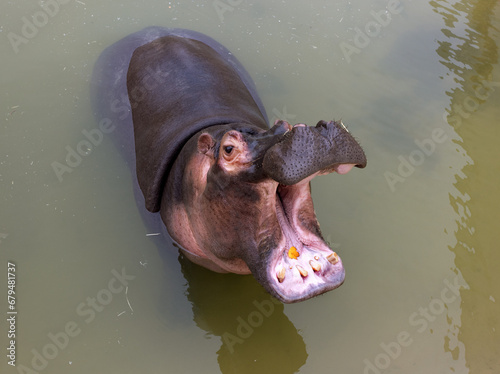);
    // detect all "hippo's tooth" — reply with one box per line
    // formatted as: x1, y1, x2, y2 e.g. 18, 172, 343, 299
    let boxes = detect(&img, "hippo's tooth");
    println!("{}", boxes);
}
296, 265, 308, 278
288, 246, 300, 259
309, 260, 321, 272
277, 267, 286, 283
326, 252, 340, 265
